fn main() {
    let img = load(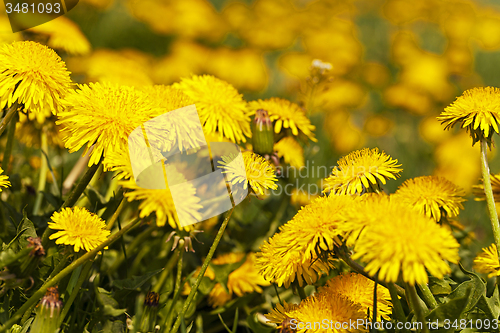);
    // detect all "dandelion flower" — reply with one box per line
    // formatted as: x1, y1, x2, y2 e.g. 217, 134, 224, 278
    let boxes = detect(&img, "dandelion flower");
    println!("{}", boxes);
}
48, 207, 110, 252
323, 148, 402, 195
27, 16, 91, 55
274, 136, 305, 168
57, 82, 161, 166
218, 151, 278, 196
174, 75, 251, 143
285, 195, 356, 261
438, 87, 500, 146
395, 176, 466, 222
255, 232, 334, 288
352, 202, 460, 285
0, 41, 72, 122
286, 292, 365, 333
473, 244, 500, 278
0, 168, 10, 191
121, 163, 202, 230
265, 301, 299, 325
248, 98, 317, 142
319, 273, 392, 320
